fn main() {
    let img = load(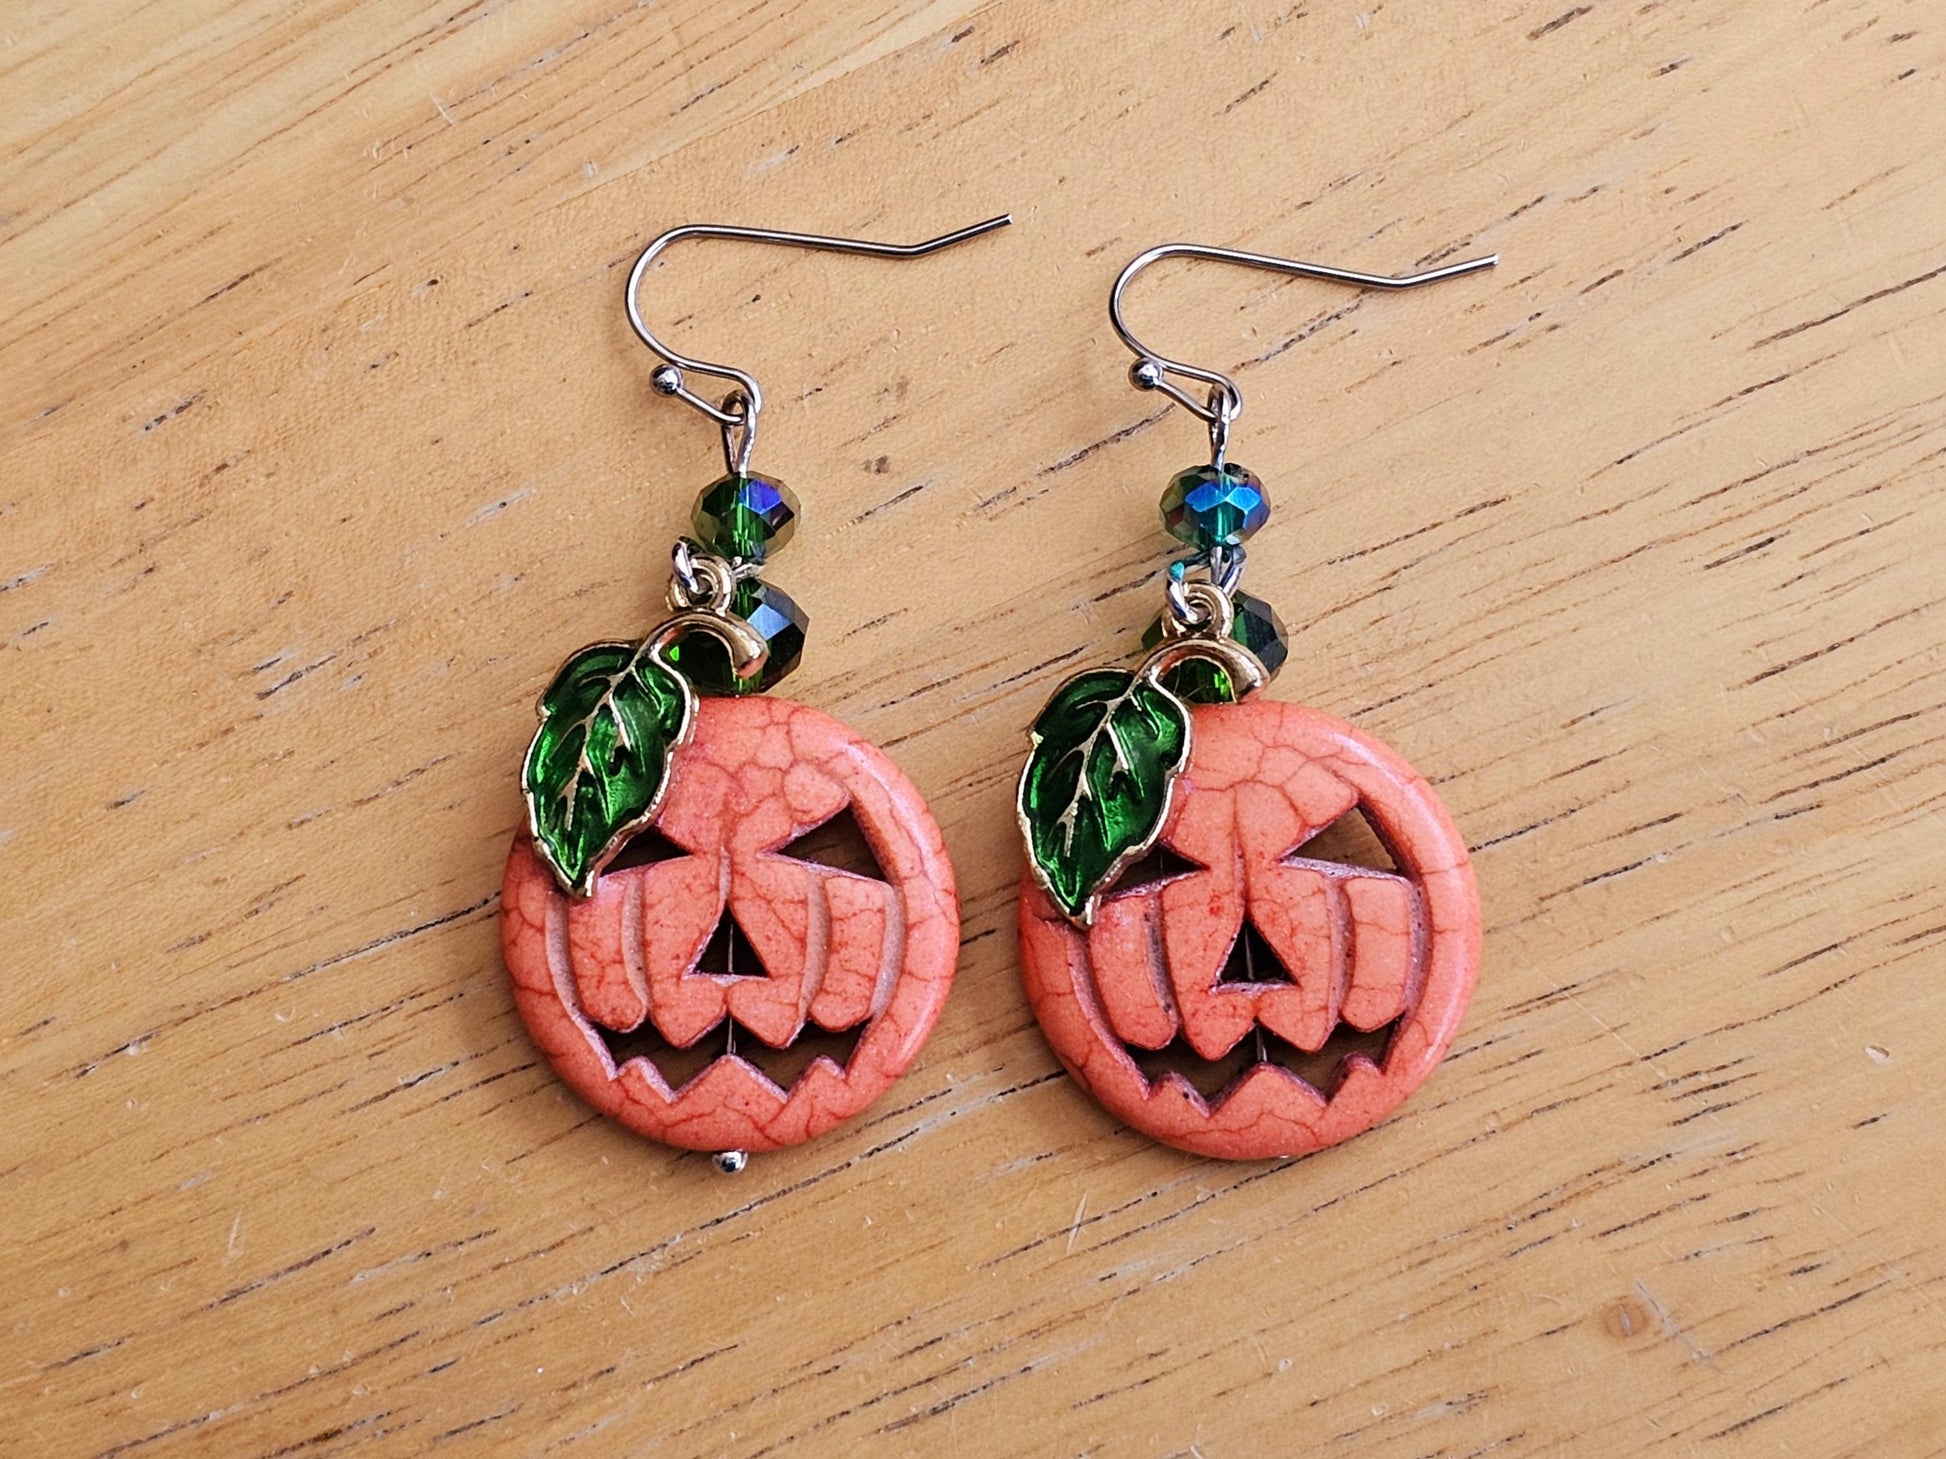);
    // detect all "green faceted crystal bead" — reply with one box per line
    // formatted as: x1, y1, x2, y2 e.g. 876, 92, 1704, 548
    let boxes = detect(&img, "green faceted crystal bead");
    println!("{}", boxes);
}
1140, 590, 1288, 704
661, 577, 807, 696
693, 473, 799, 565
1160, 463, 1269, 550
